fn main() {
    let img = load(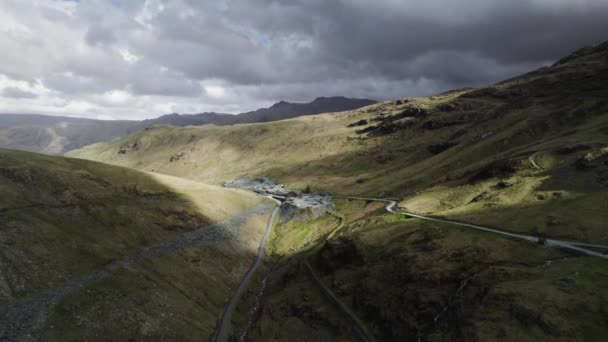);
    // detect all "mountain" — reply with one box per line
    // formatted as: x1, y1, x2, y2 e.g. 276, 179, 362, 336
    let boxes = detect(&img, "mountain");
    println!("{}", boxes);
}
0, 114, 138, 154
68, 42, 608, 340
137, 112, 233, 127
226, 96, 377, 125
0, 148, 272, 340
146, 97, 377, 127
0, 97, 376, 154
